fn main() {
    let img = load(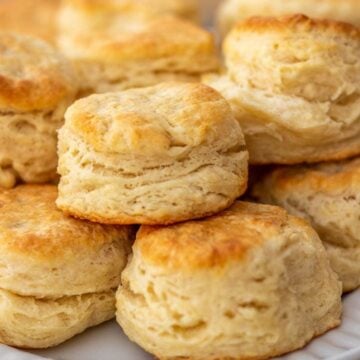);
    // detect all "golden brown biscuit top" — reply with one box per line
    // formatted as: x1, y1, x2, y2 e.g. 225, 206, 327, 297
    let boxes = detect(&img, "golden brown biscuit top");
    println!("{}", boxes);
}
0, 33, 76, 111
255, 158, 360, 196
66, 82, 241, 155
224, 14, 360, 102
136, 202, 309, 270
64, 0, 198, 18
61, 17, 217, 67
0, 185, 132, 260
232, 14, 360, 39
